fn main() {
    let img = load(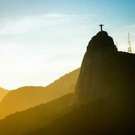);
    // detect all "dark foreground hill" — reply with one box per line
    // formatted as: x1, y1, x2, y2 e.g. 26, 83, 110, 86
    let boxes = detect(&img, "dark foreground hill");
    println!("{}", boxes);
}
28, 99, 135, 135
